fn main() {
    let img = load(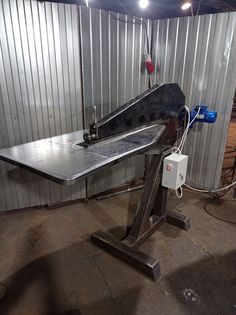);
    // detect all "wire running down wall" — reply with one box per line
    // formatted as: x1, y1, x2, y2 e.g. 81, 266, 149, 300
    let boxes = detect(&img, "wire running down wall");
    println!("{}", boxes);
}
152, 13, 236, 189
